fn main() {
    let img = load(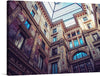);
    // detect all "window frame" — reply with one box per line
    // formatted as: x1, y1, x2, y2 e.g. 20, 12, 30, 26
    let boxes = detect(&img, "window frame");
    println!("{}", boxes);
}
38, 55, 43, 70
87, 23, 92, 29
14, 32, 25, 49
53, 28, 57, 34
53, 36, 57, 42
52, 62, 58, 74
92, 33, 99, 41
52, 48, 57, 56
30, 10, 35, 17
83, 17, 88, 21
72, 32, 76, 37
34, 4, 38, 10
